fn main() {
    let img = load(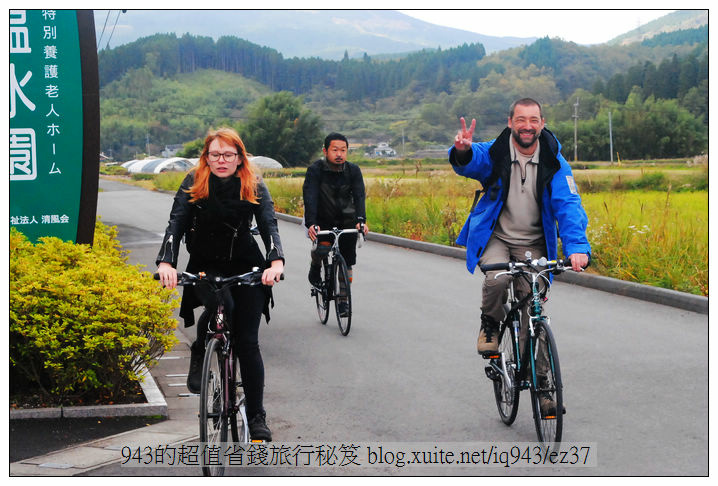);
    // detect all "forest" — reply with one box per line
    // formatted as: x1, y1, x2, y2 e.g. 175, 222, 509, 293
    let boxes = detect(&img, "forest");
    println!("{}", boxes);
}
98, 26, 708, 163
